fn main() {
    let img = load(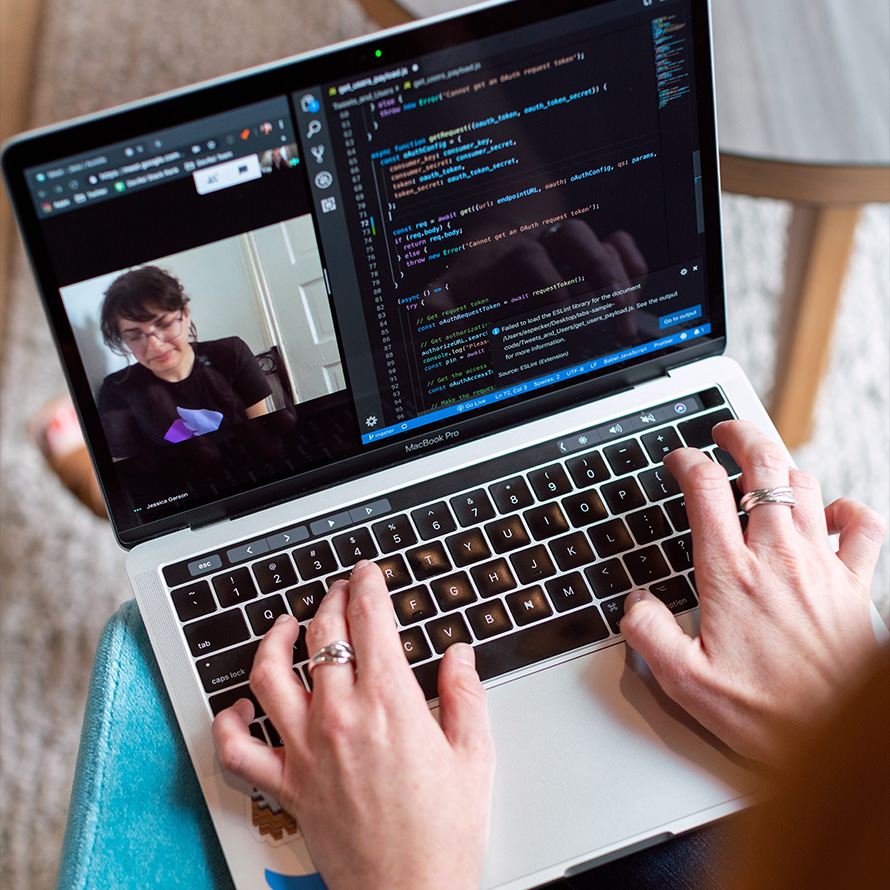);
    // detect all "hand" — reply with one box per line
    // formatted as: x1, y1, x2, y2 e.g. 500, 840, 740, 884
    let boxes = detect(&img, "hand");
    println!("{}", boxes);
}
620, 420, 886, 765
212, 561, 494, 890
